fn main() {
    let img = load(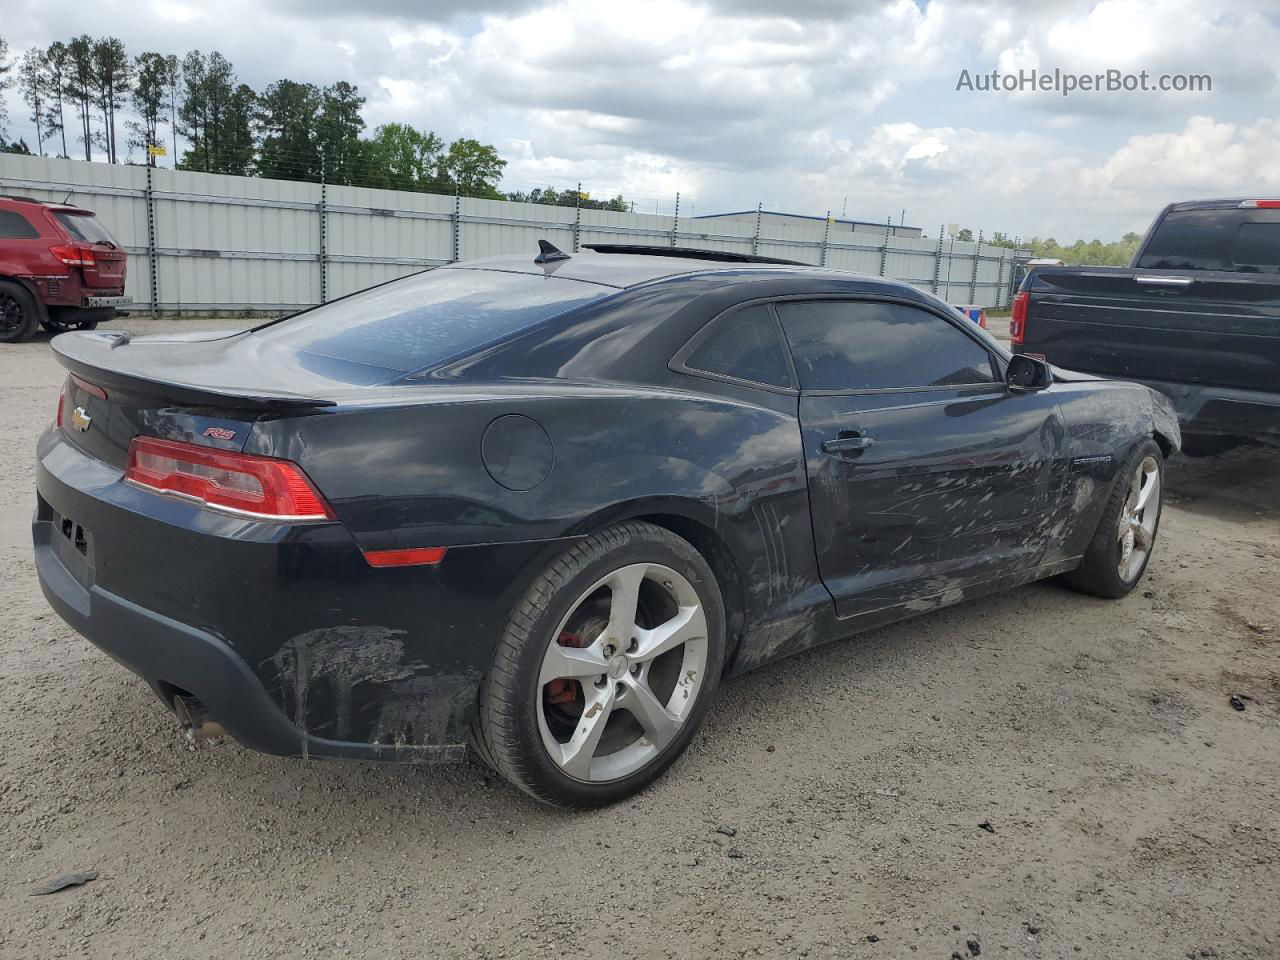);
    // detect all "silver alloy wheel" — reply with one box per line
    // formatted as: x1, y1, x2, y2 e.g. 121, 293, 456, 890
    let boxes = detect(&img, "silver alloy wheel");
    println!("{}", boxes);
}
536, 562, 708, 783
1117, 454, 1161, 581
